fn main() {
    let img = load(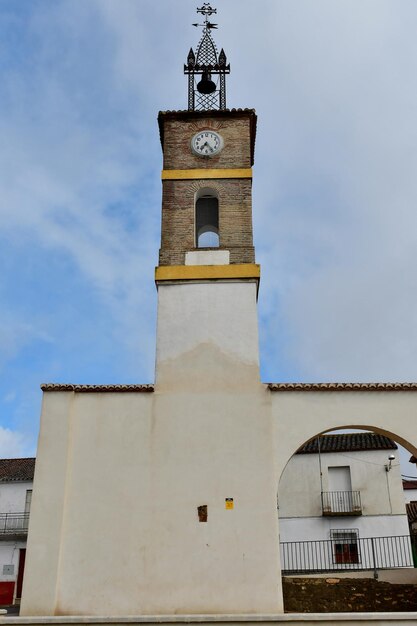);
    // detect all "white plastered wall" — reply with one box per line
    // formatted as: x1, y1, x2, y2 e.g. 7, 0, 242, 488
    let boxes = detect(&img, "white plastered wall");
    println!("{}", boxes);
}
279, 448, 407, 519
279, 514, 410, 543
0, 543, 25, 587
21, 386, 282, 616
404, 488, 417, 503
21, 278, 285, 616
155, 281, 260, 390
0, 483, 32, 514
21, 385, 417, 617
